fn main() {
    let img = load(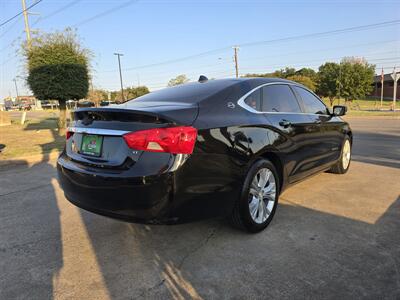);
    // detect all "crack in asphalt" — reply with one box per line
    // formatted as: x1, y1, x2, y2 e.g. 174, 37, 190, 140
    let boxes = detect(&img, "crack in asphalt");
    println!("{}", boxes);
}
373, 232, 400, 293
0, 183, 51, 197
135, 223, 221, 299
0, 183, 50, 197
